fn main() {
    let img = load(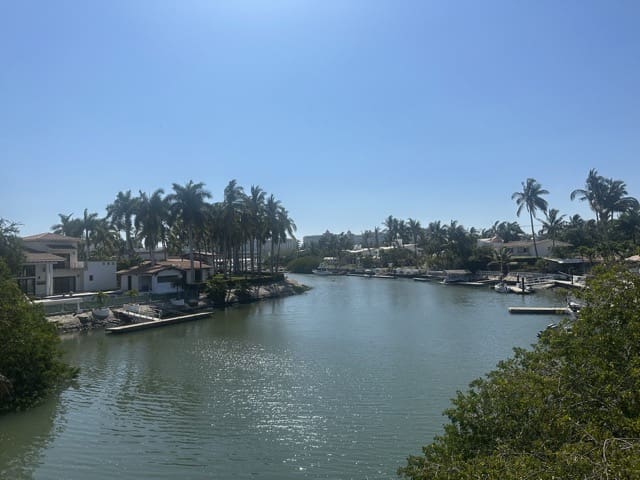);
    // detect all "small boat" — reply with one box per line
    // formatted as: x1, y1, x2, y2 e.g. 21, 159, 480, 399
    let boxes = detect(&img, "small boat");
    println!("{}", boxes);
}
312, 266, 334, 275
494, 282, 510, 293
92, 307, 111, 319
